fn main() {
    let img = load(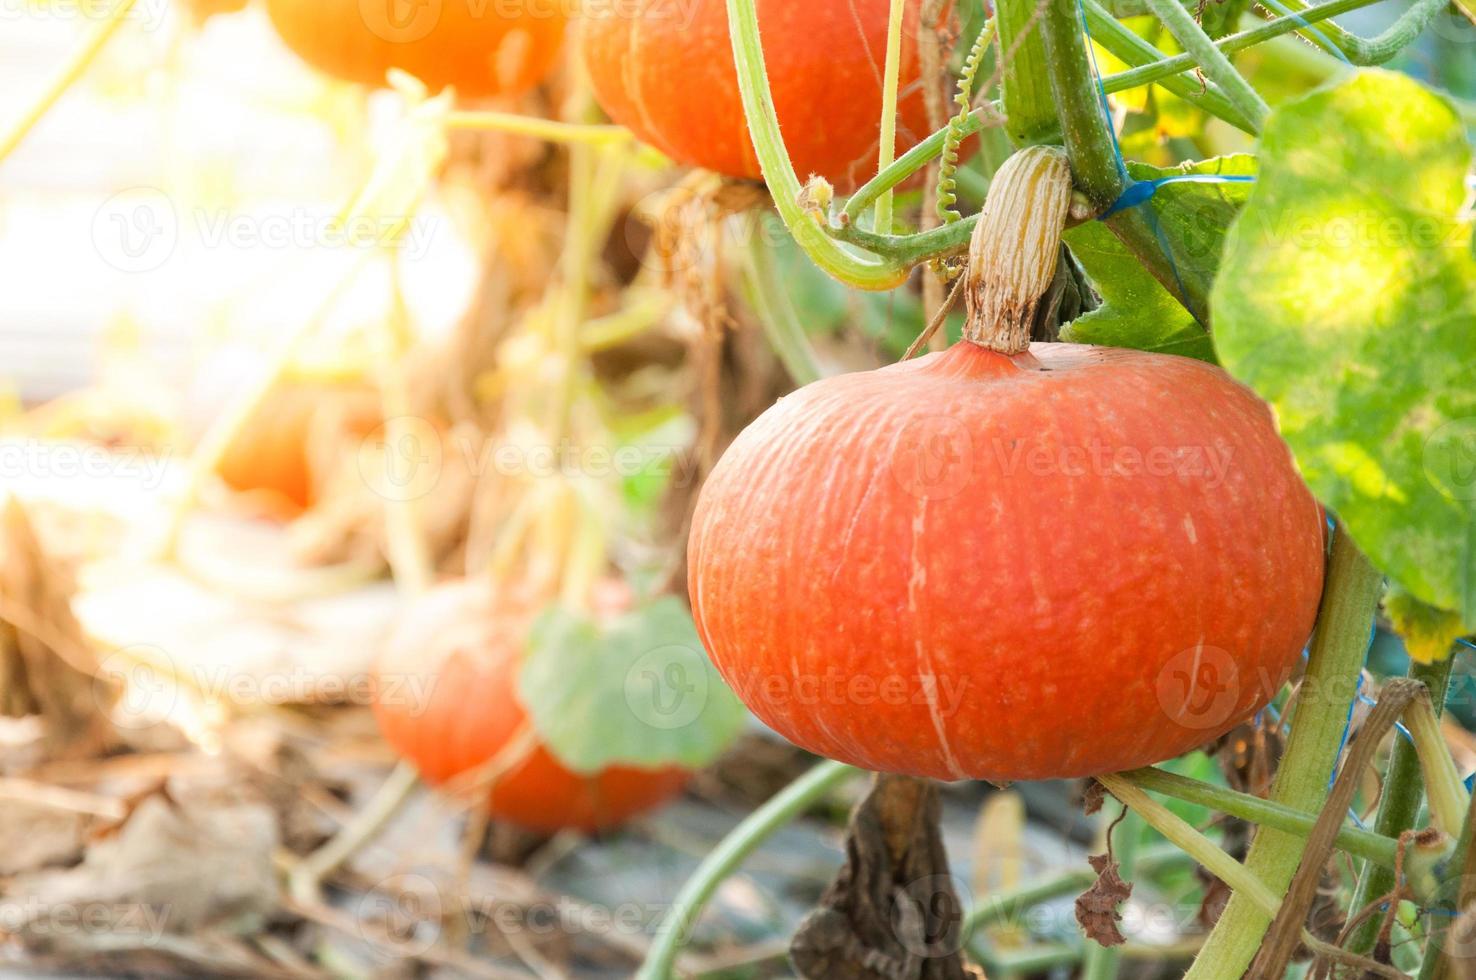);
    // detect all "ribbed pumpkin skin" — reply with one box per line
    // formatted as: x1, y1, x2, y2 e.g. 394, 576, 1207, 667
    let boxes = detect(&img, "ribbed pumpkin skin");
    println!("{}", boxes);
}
581, 0, 939, 189
372, 581, 689, 833
689, 341, 1326, 782
265, 0, 568, 97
